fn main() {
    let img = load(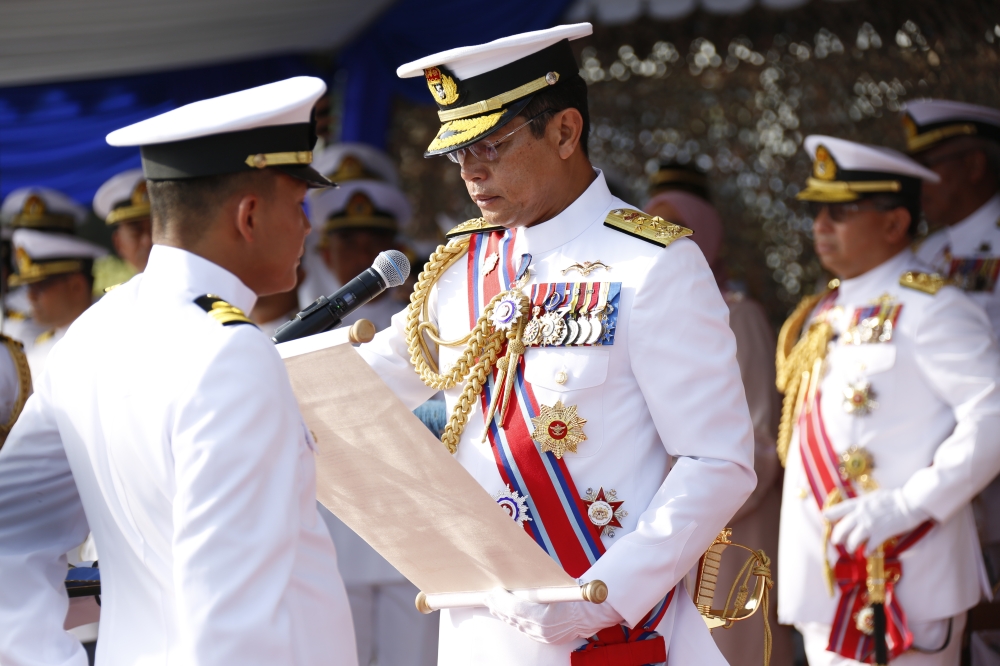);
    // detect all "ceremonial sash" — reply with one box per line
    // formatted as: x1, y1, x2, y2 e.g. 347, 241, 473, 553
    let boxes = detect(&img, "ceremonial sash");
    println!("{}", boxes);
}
798, 386, 932, 662
468, 230, 671, 665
